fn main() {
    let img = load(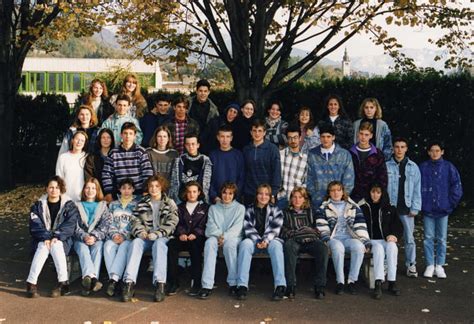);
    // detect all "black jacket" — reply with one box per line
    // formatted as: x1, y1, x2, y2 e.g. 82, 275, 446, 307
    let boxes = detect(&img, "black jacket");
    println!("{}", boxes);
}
359, 199, 403, 240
